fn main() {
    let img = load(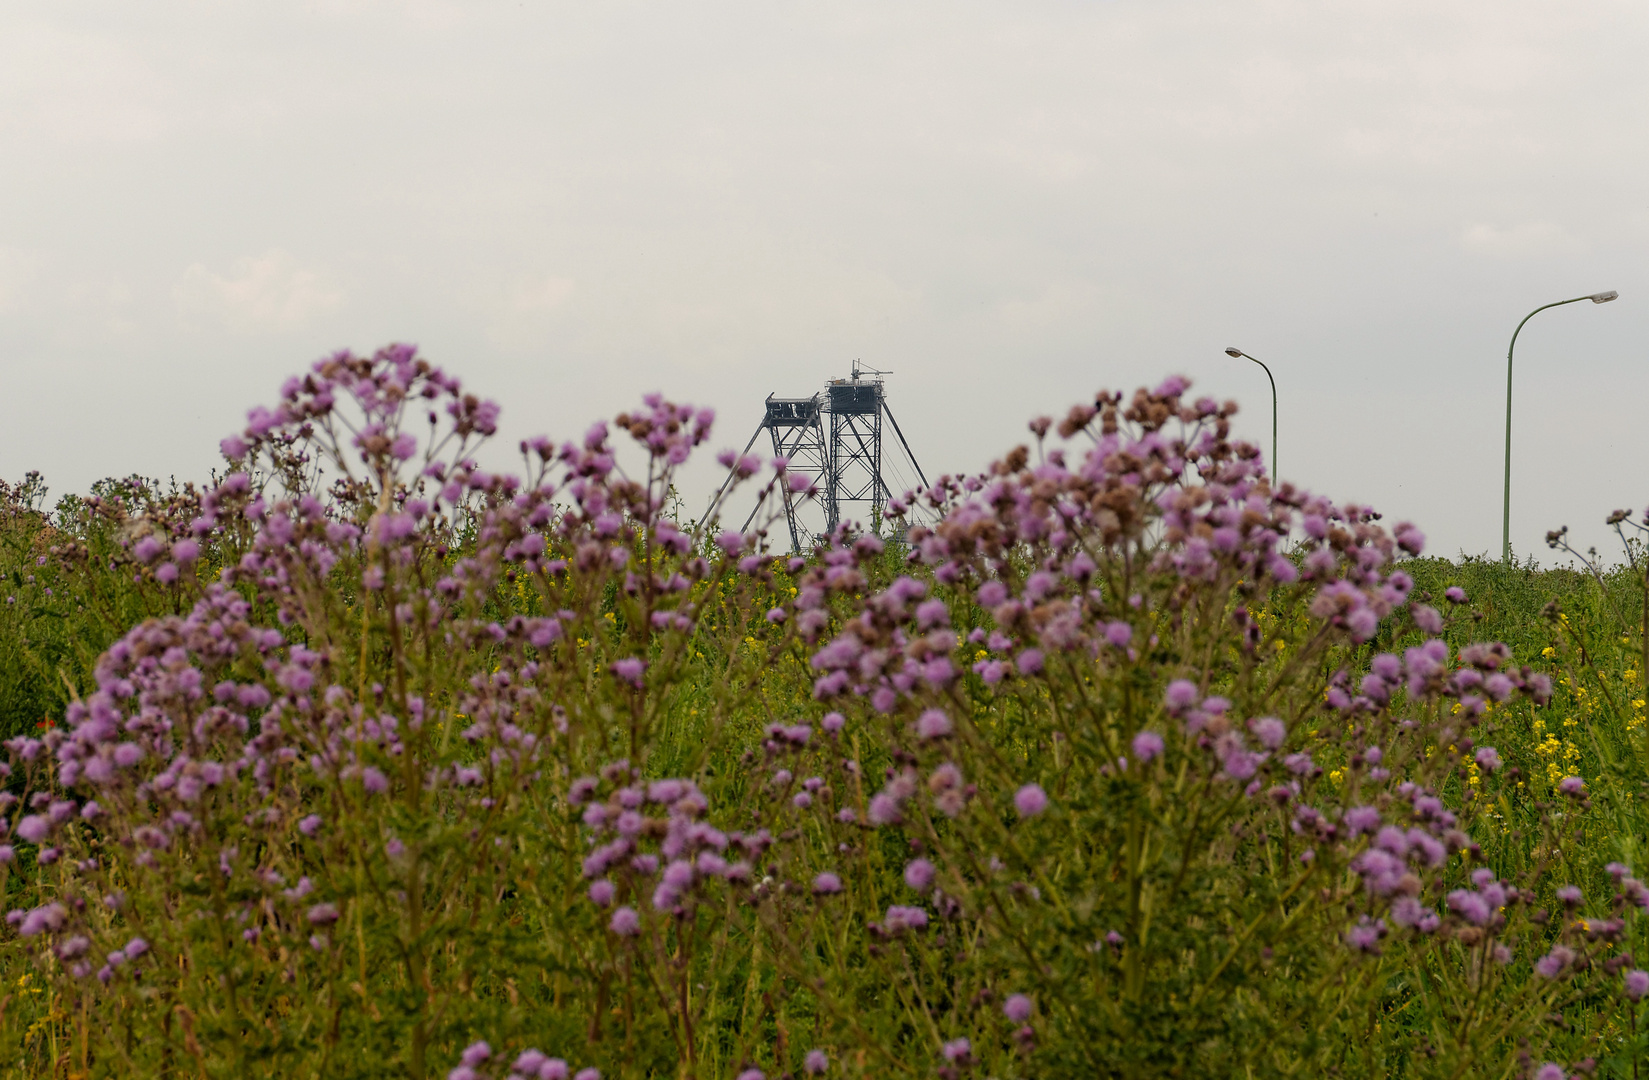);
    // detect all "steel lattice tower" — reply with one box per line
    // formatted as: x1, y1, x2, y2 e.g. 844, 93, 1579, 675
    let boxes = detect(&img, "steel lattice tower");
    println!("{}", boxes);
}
824, 377, 884, 535
758, 393, 828, 553
707, 362, 928, 552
